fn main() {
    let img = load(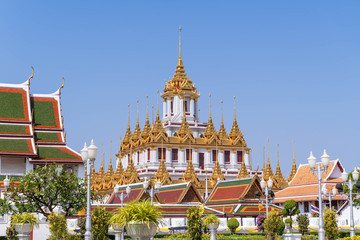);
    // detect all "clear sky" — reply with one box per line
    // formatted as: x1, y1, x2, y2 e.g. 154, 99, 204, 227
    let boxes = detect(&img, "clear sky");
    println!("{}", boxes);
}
1, 1, 359, 176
